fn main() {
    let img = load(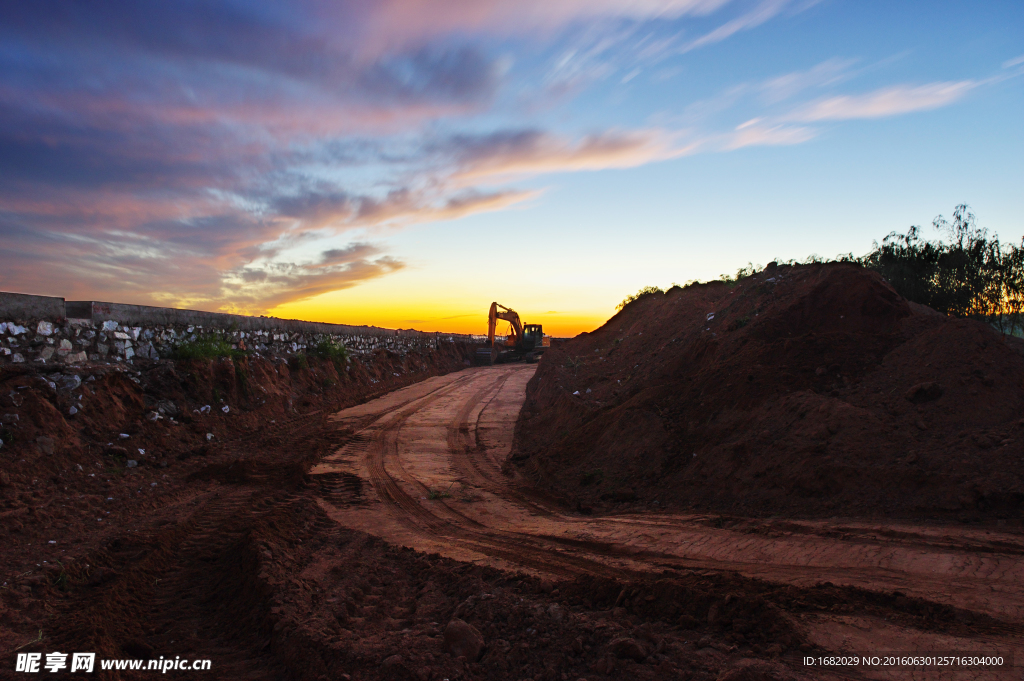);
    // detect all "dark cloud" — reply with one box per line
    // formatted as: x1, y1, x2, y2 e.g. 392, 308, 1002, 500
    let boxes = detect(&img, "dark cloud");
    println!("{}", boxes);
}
358, 46, 502, 104
319, 243, 381, 266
